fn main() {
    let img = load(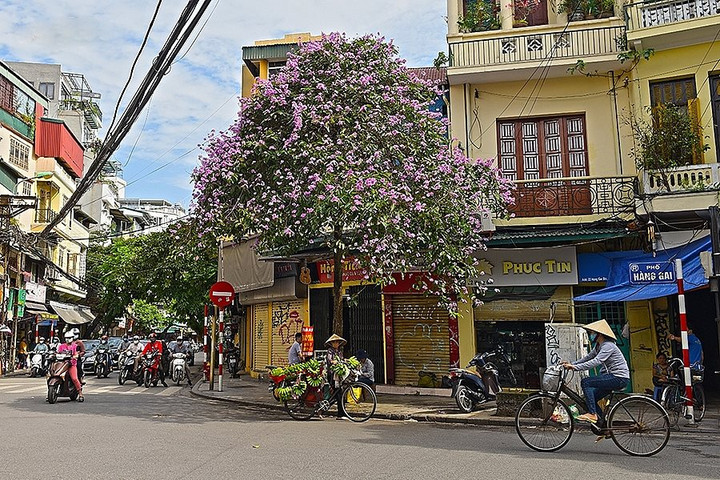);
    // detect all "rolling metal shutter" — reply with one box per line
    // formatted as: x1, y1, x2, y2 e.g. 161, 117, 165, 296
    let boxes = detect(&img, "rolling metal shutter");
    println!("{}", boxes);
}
392, 295, 450, 387
270, 300, 305, 367
252, 304, 270, 371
